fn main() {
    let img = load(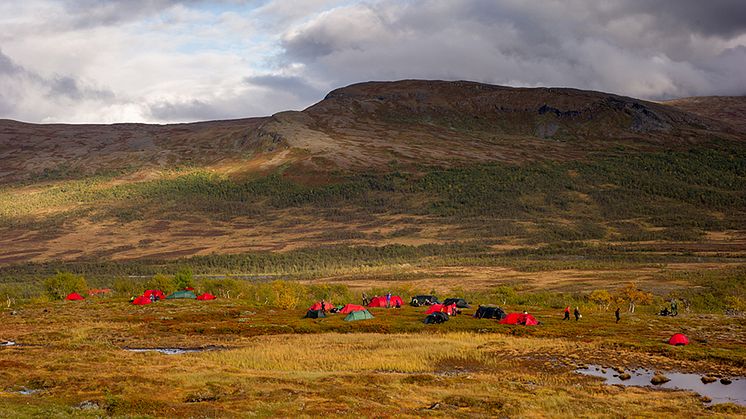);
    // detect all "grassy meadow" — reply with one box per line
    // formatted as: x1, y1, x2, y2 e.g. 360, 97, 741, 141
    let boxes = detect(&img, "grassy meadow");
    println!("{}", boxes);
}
0, 135, 744, 416
1, 265, 745, 418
